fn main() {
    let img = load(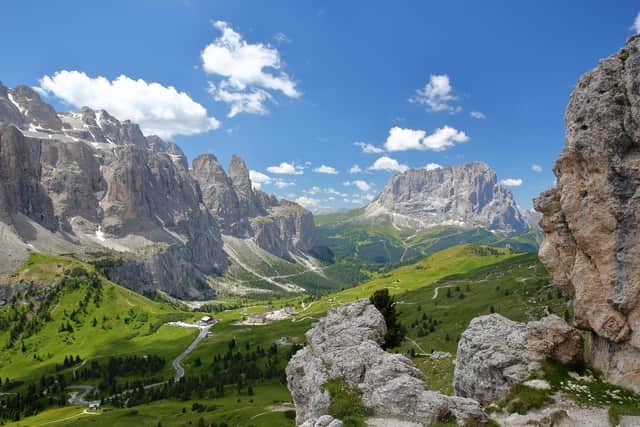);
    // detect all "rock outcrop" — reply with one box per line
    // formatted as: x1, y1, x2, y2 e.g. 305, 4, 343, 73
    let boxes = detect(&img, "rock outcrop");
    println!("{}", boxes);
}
453, 314, 584, 405
287, 300, 487, 426
534, 35, 640, 392
366, 162, 527, 235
